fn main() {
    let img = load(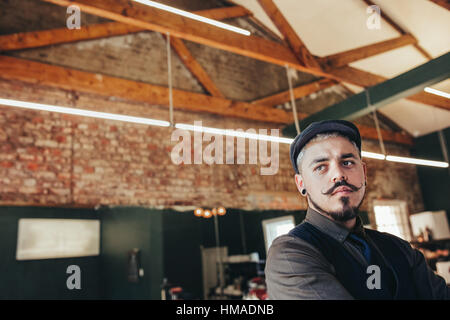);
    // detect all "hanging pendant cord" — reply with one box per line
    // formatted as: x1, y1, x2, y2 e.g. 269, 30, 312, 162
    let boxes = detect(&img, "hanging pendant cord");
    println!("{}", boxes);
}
285, 64, 300, 135
366, 89, 386, 155
167, 32, 174, 127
